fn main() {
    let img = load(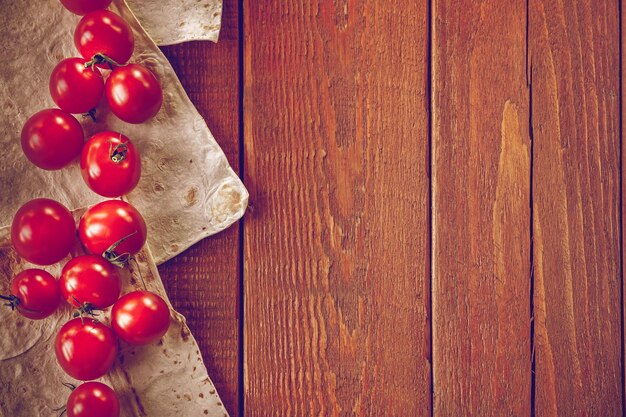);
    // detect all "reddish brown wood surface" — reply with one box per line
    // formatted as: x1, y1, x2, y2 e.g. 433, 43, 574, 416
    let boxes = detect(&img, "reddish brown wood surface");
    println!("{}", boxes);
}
156, 1, 625, 416
531, 1, 622, 416
158, 1, 241, 416
242, 1, 430, 416
431, 0, 532, 415
623, 0, 626, 413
